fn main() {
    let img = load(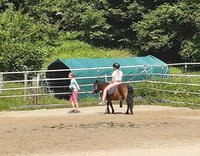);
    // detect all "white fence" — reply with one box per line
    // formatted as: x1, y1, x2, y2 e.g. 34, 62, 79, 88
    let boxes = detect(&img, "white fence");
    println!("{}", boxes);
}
0, 63, 200, 106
